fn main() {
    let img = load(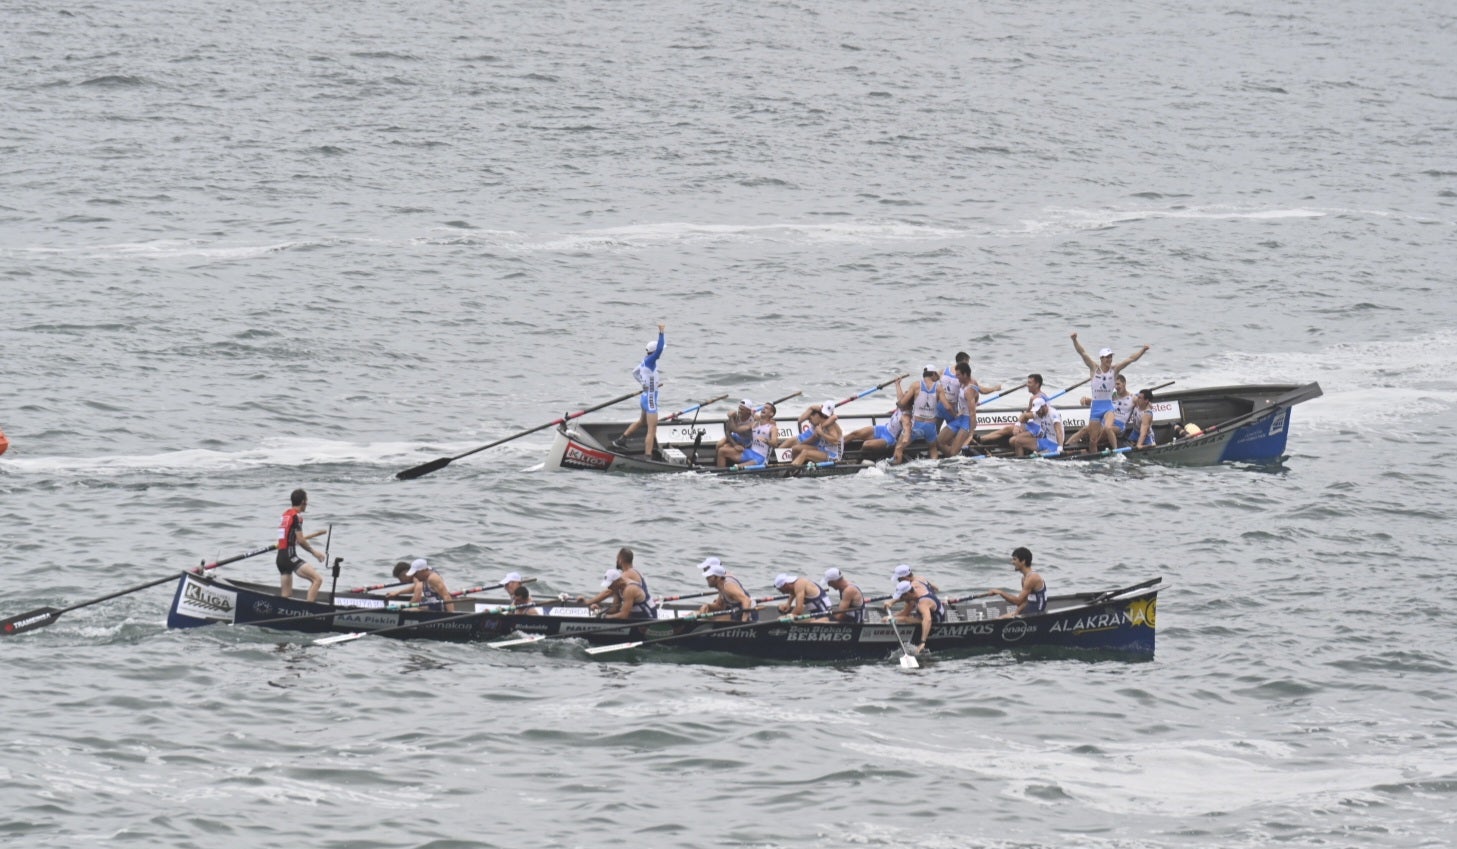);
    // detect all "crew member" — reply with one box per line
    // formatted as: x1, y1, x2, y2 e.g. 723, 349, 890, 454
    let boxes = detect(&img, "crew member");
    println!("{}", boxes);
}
275, 488, 325, 603
615, 322, 666, 458
389, 558, 456, 612
774, 573, 831, 616
823, 567, 866, 623
1070, 333, 1150, 453
989, 546, 1047, 617
697, 558, 759, 622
